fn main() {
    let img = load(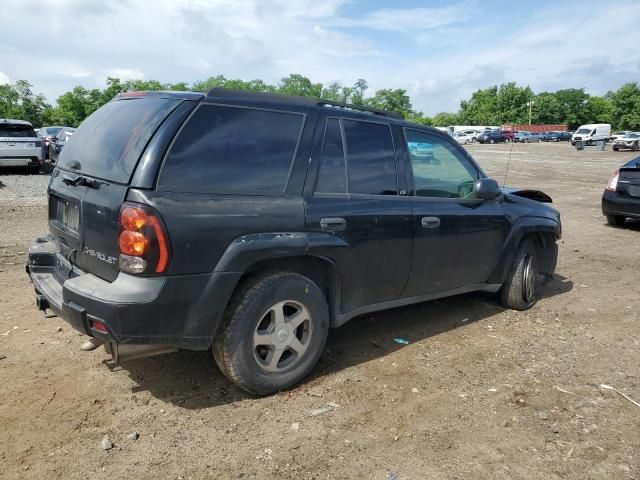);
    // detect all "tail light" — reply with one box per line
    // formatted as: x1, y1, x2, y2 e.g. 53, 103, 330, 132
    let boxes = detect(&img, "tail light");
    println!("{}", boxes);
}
118, 202, 170, 275
606, 170, 619, 192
